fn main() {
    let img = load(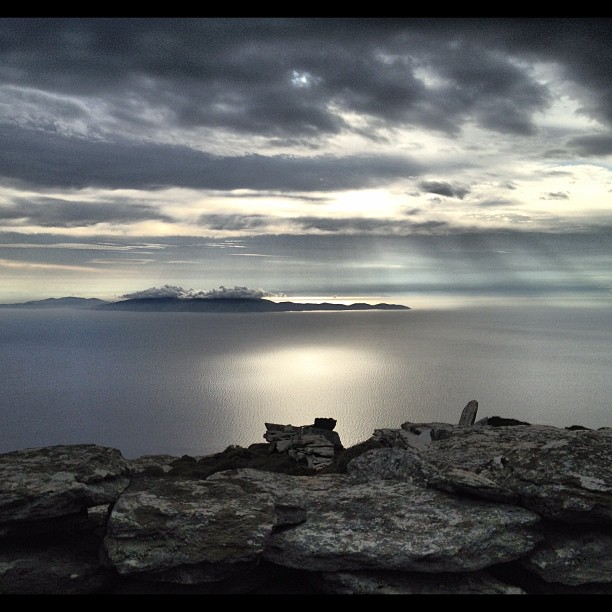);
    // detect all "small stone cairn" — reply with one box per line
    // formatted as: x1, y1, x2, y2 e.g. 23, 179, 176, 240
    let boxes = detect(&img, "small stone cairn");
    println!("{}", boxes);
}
264, 417, 343, 469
